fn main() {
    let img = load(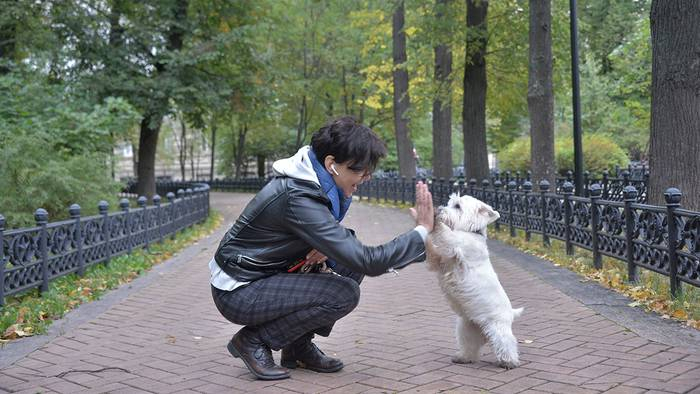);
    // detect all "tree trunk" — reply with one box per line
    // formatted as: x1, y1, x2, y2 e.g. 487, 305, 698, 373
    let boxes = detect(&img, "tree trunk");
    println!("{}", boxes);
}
234, 123, 248, 179
462, 0, 489, 182
0, 16, 16, 74
136, 114, 162, 197
136, 0, 188, 194
210, 122, 216, 181
179, 118, 187, 180
257, 155, 265, 178
296, 95, 308, 149
528, 0, 556, 187
189, 132, 195, 180
392, 0, 416, 178
432, 0, 453, 180
648, 0, 700, 210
